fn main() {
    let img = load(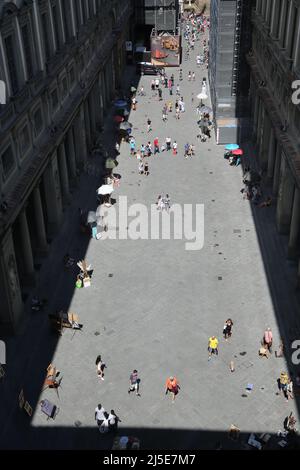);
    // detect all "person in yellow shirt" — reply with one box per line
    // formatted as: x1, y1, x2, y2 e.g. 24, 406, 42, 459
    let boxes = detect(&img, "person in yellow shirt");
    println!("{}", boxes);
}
208, 336, 219, 360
